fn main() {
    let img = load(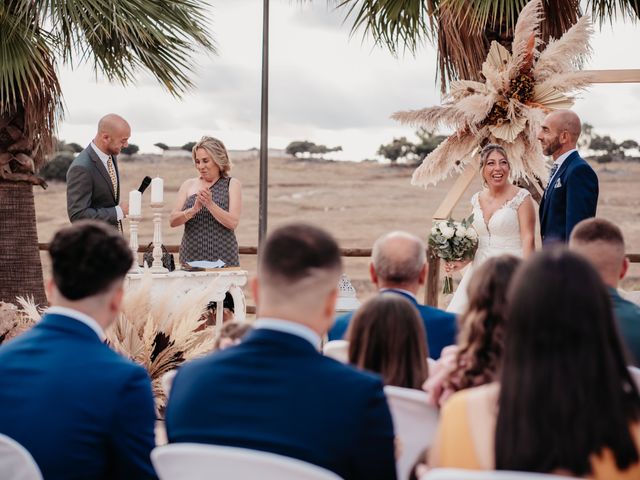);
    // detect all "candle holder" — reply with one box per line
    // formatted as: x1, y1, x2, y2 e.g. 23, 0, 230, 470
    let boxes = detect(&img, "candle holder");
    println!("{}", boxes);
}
128, 214, 142, 273
150, 202, 169, 273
